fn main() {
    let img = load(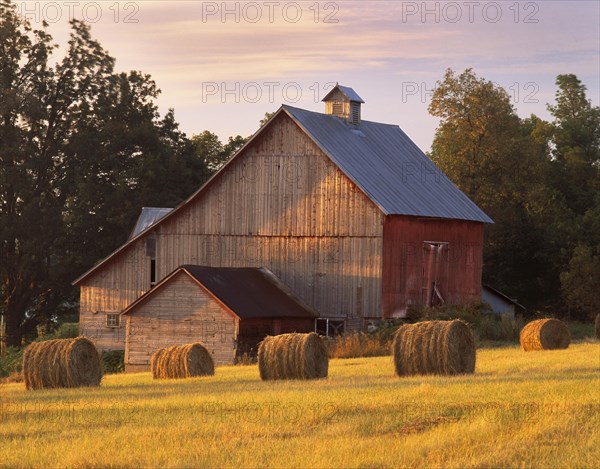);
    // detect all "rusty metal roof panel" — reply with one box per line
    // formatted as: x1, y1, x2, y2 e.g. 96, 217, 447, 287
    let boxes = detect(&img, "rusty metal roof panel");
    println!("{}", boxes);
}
129, 207, 173, 240
182, 265, 319, 319
284, 106, 493, 223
